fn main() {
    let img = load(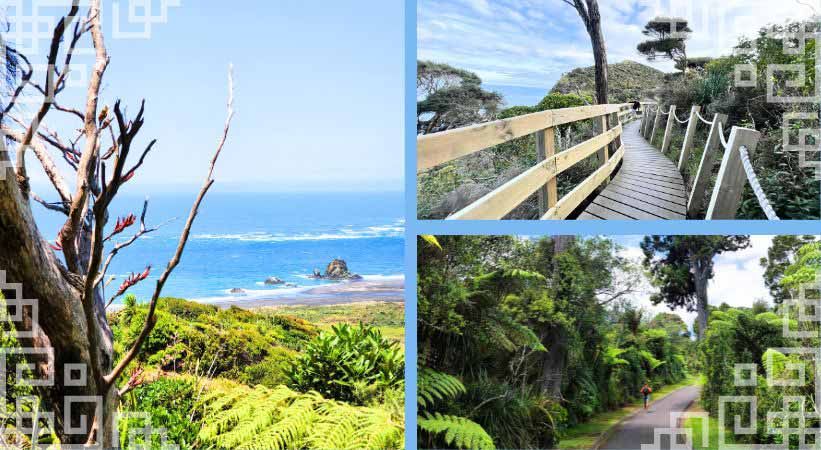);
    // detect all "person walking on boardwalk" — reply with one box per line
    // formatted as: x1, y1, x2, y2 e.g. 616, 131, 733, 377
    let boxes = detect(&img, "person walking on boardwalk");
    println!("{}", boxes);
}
640, 381, 653, 410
